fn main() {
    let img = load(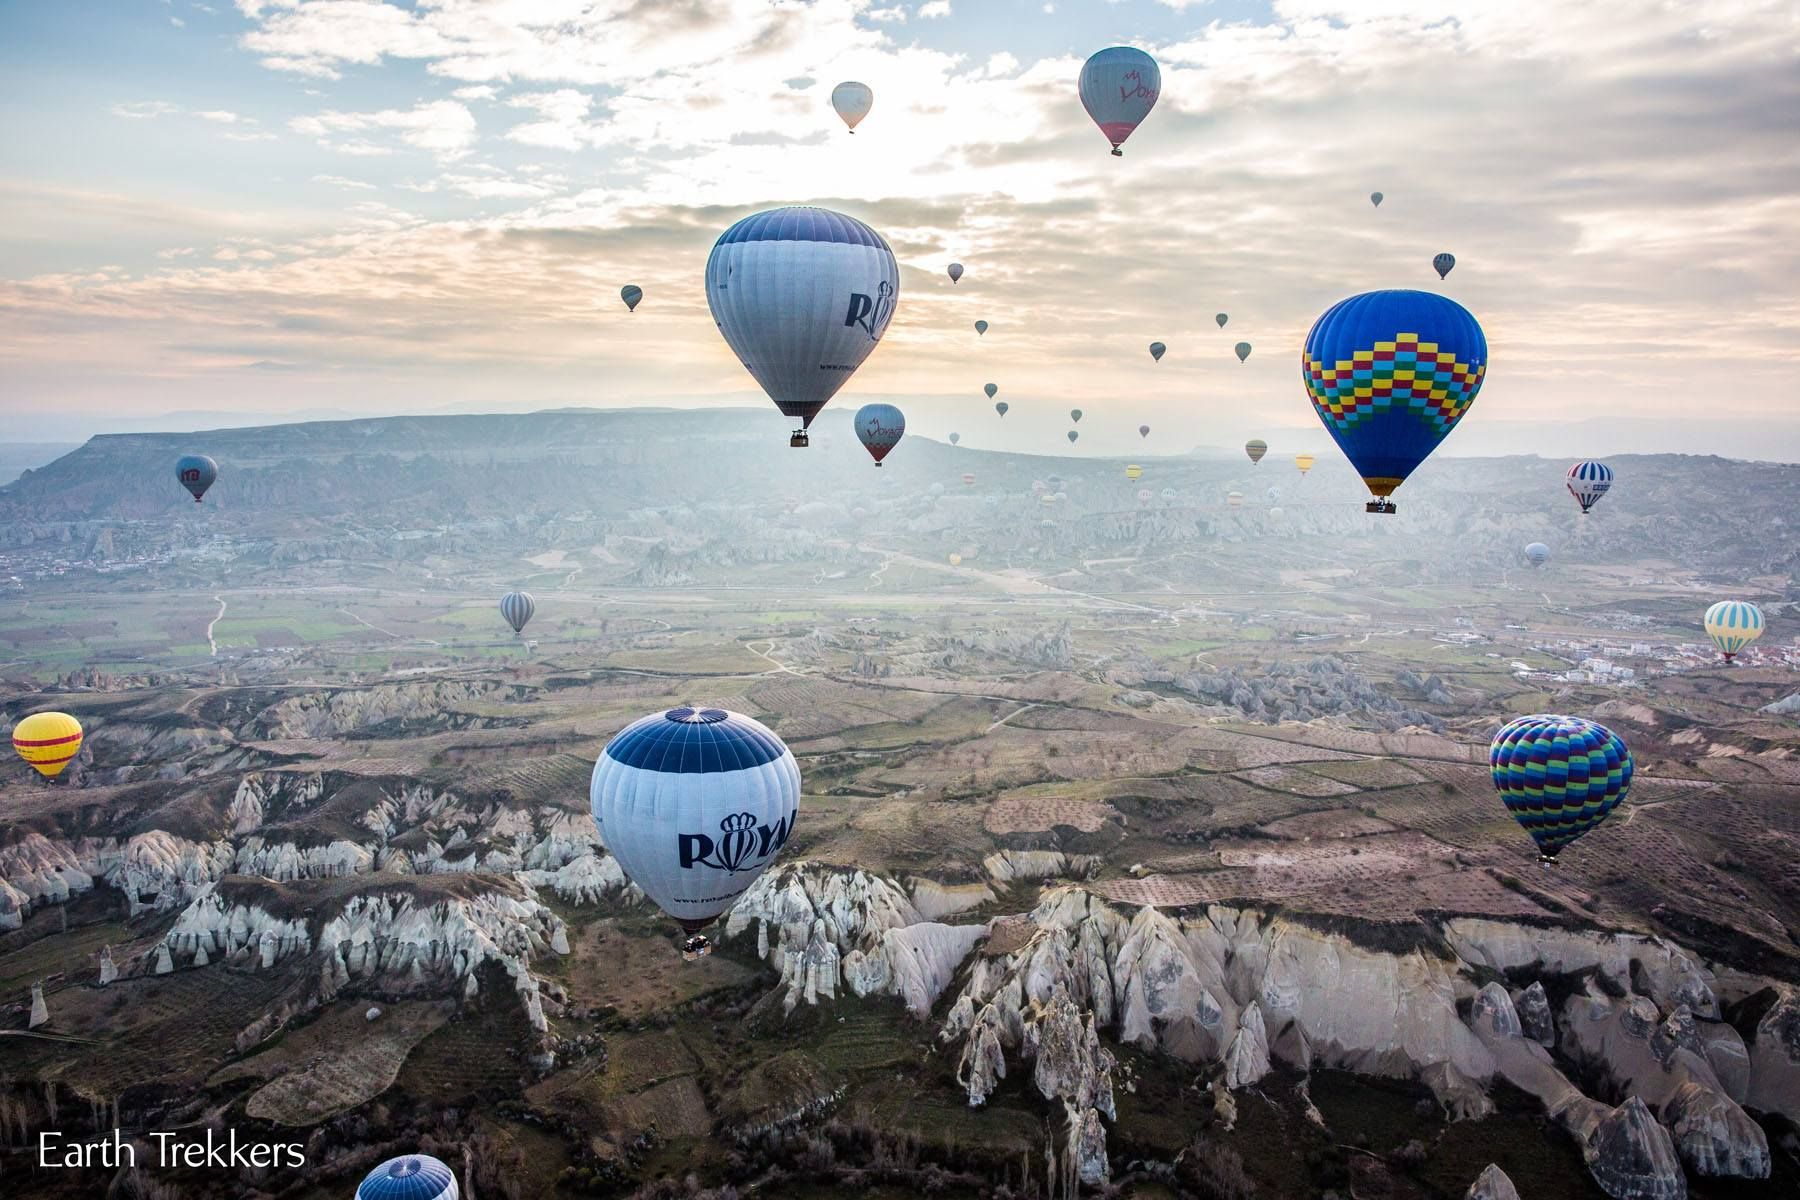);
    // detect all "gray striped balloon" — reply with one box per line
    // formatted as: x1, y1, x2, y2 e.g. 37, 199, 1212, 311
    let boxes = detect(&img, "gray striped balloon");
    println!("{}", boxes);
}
500, 591, 535, 635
